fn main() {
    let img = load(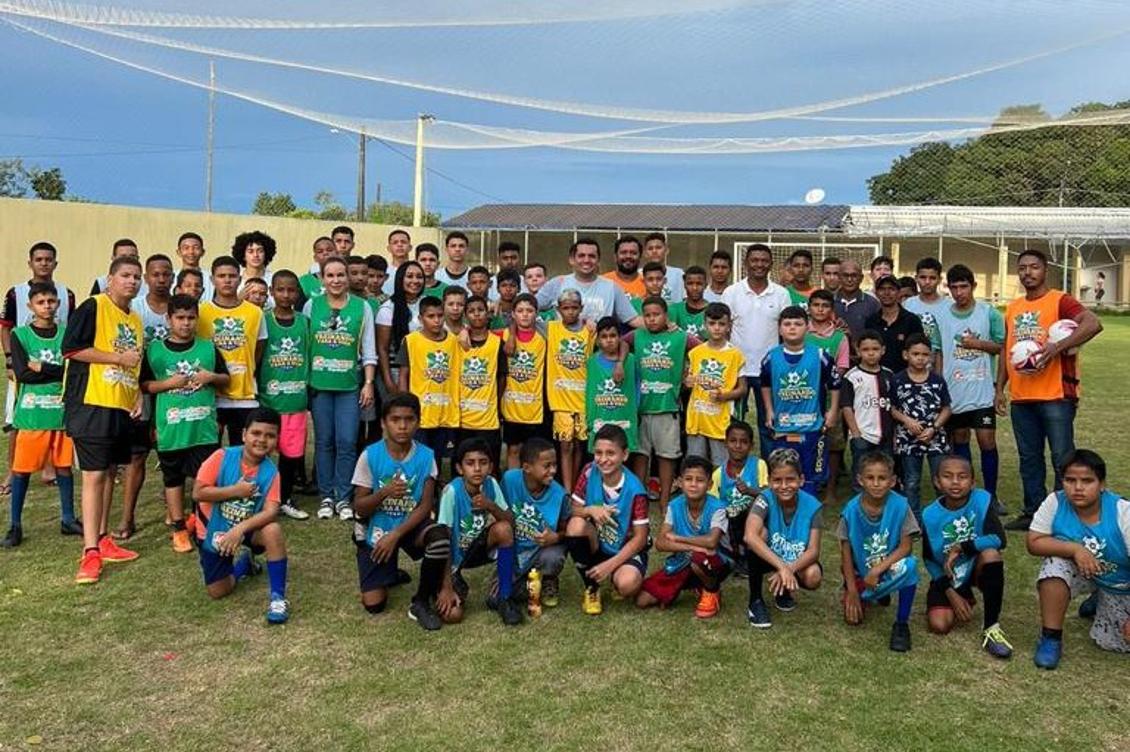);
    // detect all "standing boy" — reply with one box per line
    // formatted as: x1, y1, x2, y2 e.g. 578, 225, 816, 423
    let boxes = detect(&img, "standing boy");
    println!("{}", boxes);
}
705, 251, 732, 303
865, 275, 924, 374
1, 283, 79, 547
841, 330, 894, 485
760, 306, 840, 497
685, 302, 747, 468
839, 451, 920, 652
544, 289, 593, 493
174, 232, 214, 301
455, 295, 504, 470
398, 296, 460, 471
903, 257, 947, 345
192, 407, 290, 624
669, 265, 709, 339
806, 289, 850, 502
785, 250, 818, 309
890, 334, 952, 515
500, 294, 547, 468
142, 294, 229, 553
585, 316, 639, 453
